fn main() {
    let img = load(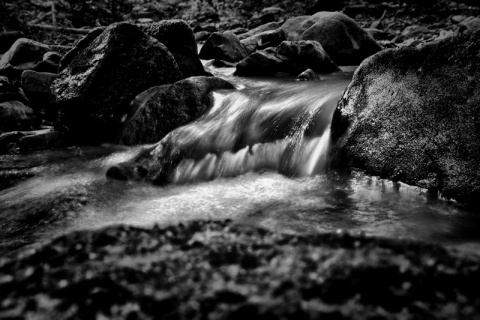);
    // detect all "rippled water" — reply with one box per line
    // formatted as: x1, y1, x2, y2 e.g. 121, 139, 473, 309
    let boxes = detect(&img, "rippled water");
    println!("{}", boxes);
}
1, 68, 479, 257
